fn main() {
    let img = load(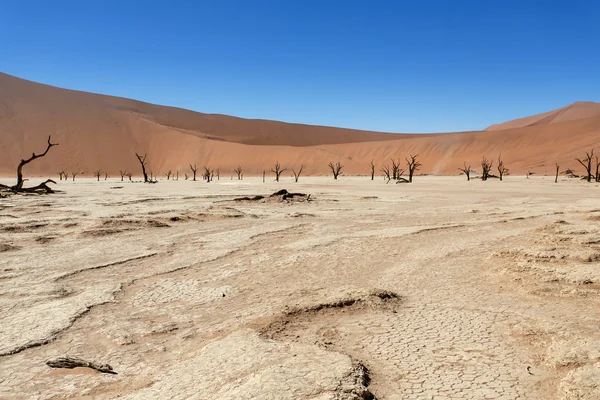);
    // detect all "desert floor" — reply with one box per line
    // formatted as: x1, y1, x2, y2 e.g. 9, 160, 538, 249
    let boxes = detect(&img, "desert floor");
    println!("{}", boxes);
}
1, 176, 599, 400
